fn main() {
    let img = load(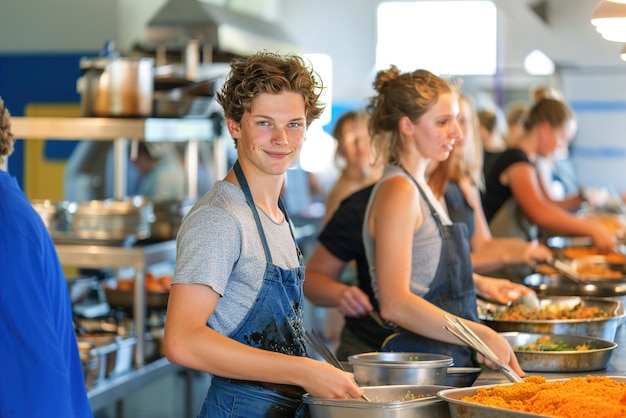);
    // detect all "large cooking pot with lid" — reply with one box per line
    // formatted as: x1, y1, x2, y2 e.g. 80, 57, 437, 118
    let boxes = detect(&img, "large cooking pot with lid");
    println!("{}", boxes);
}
77, 44, 154, 117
